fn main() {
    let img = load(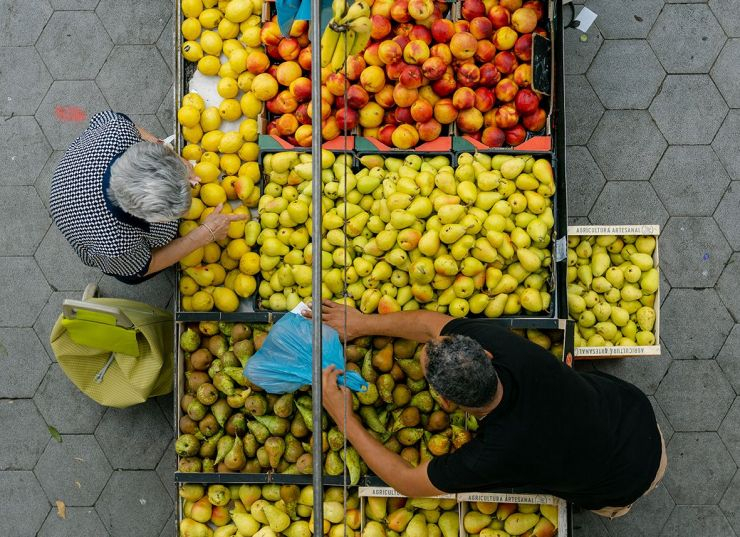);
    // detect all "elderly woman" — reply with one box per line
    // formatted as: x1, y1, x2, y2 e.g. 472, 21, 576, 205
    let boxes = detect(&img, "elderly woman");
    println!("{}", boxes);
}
50, 111, 245, 284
